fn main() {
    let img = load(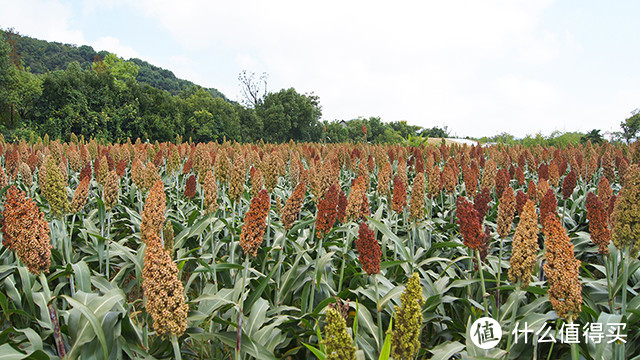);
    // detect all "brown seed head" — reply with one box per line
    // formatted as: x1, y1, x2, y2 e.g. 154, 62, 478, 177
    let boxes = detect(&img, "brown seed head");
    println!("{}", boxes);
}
141, 180, 166, 241
561, 170, 577, 200
142, 233, 188, 337
392, 175, 407, 214
543, 214, 582, 321
456, 196, 484, 250
508, 200, 539, 287
316, 184, 339, 238
1, 186, 52, 275
586, 192, 611, 254
282, 181, 307, 230
203, 170, 218, 213
71, 176, 91, 213
239, 189, 270, 257
409, 172, 426, 221
497, 186, 516, 238
611, 164, 640, 256
355, 221, 381, 275
103, 170, 120, 211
